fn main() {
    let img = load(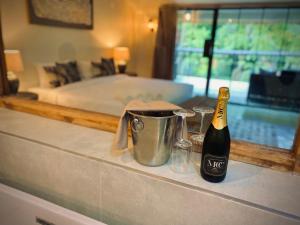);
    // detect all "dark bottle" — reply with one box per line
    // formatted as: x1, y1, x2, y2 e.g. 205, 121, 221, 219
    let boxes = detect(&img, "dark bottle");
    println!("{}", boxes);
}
200, 87, 230, 183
